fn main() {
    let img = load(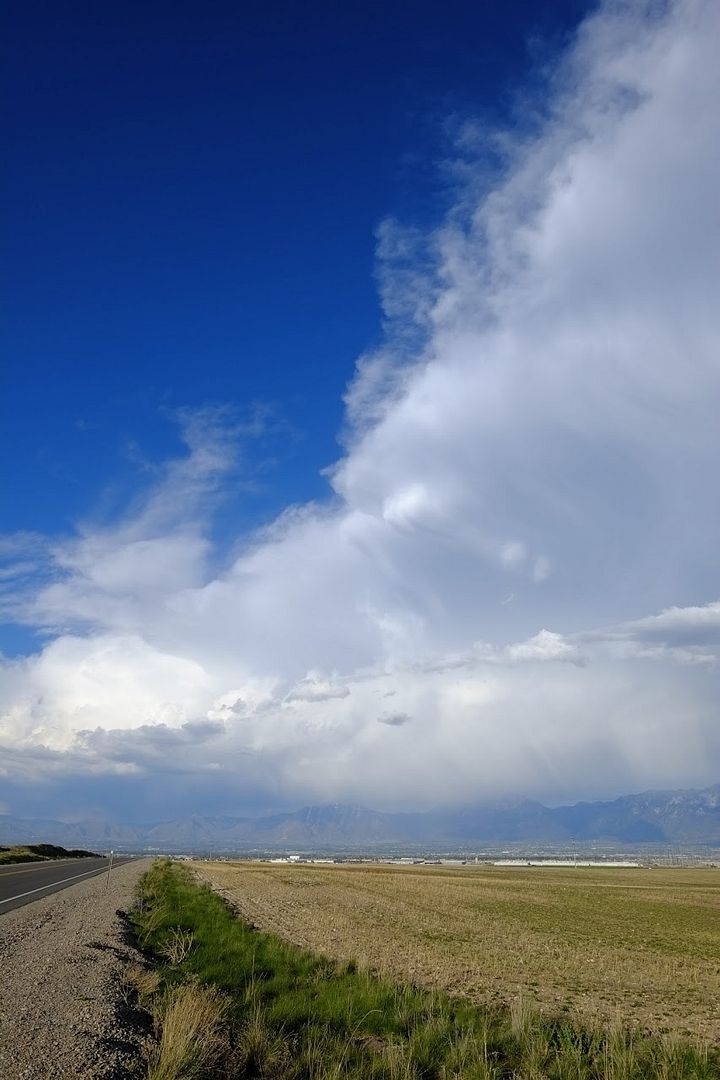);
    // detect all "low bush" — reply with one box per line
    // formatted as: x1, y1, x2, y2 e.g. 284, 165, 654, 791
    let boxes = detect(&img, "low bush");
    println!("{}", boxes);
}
0, 843, 98, 864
